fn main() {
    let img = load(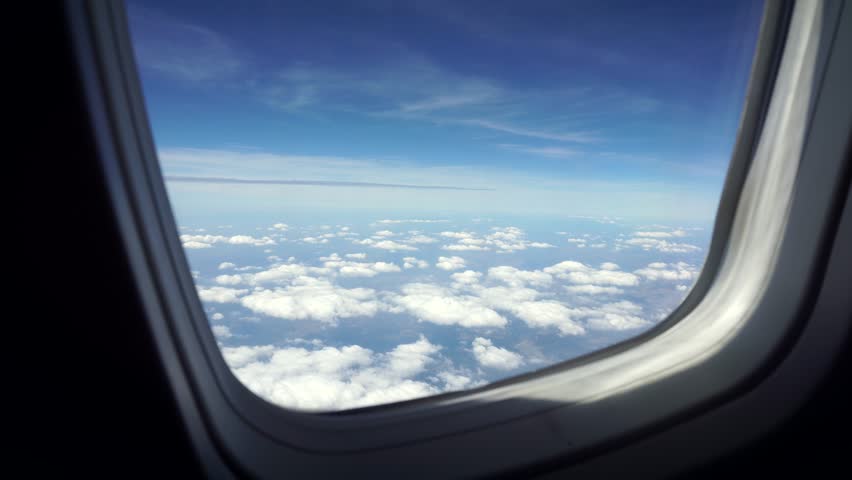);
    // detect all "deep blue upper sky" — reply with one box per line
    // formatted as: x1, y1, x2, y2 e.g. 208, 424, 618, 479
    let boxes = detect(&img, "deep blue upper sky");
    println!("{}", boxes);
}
128, 0, 764, 221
